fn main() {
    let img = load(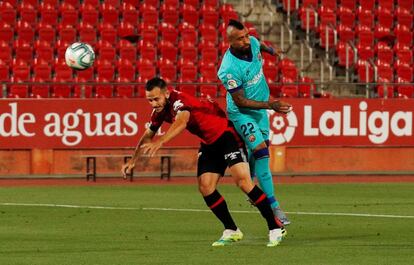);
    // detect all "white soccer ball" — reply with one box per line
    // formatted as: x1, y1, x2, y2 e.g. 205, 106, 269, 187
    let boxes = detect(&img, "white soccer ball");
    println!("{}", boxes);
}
65, 42, 95, 70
